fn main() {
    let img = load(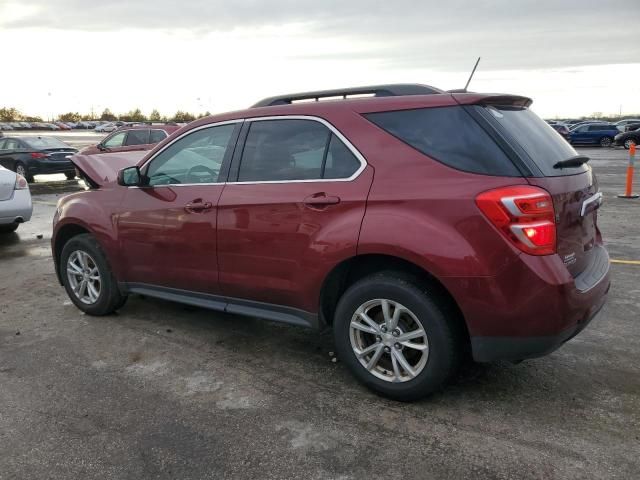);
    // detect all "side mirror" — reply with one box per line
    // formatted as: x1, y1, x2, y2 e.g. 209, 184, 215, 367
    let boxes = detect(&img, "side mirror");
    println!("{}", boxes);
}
97, 143, 108, 152
117, 166, 143, 187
